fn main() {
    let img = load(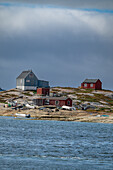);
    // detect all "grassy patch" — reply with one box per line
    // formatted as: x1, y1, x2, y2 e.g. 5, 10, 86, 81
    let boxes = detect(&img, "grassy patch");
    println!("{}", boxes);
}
33, 91, 37, 94
0, 98, 6, 103
77, 95, 97, 102
0, 94, 18, 98
95, 107, 113, 113
8, 89, 18, 92
106, 100, 113, 106
22, 92, 32, 96
51, 89, 61, 92
77, 93, 113, 104
82, 89, 94, 93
